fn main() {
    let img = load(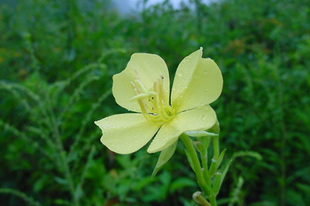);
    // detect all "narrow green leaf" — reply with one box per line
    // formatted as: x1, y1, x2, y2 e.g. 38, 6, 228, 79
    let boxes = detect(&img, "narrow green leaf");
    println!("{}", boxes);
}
54, 177, 68, 185
212, 172, 222, 195
219, 151, 262, 188
219, 159, 233, 189
169, 178, 197, 193
209, 149, 226, 177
